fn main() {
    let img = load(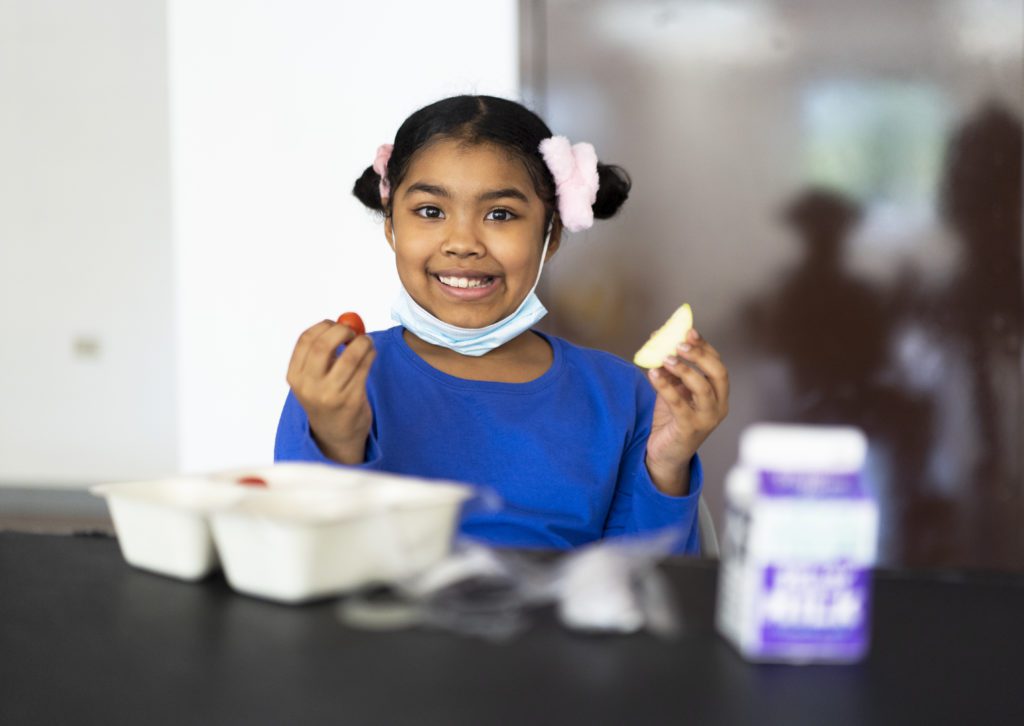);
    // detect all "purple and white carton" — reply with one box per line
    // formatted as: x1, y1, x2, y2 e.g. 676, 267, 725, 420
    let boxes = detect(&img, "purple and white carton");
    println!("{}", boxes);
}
716, 424, 879, 664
